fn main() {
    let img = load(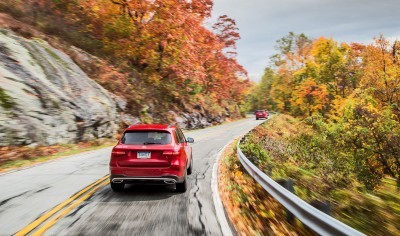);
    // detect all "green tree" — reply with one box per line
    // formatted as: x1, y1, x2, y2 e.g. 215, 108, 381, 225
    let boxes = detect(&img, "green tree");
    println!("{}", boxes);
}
246, 67, 277, 111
